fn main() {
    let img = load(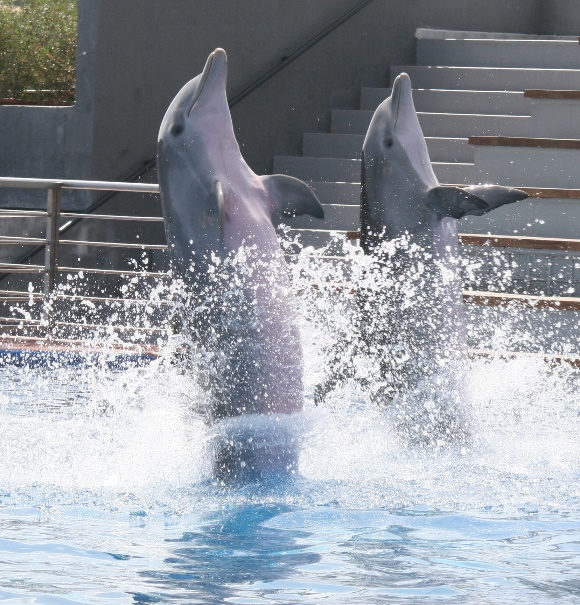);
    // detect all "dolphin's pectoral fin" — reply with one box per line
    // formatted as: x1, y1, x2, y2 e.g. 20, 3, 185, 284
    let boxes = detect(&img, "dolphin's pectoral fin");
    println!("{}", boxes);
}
262, 175, 324, 220
427, 185, 529, 220
426, 186, 489, 219
213, 180, 225, 245
461, 185, 528, 216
